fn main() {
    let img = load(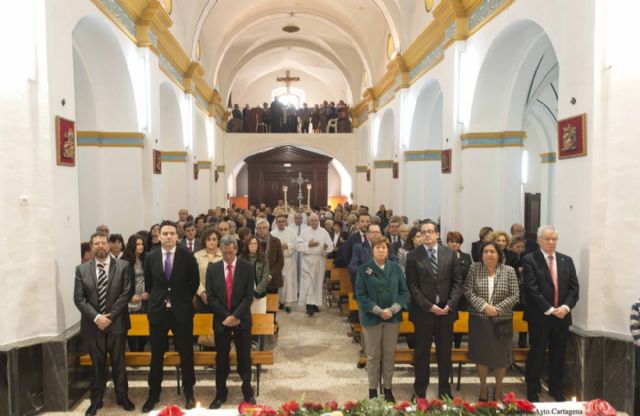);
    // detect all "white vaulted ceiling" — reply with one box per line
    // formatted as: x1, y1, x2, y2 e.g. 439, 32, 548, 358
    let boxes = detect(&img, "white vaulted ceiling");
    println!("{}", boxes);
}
163, 0, 436, 105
